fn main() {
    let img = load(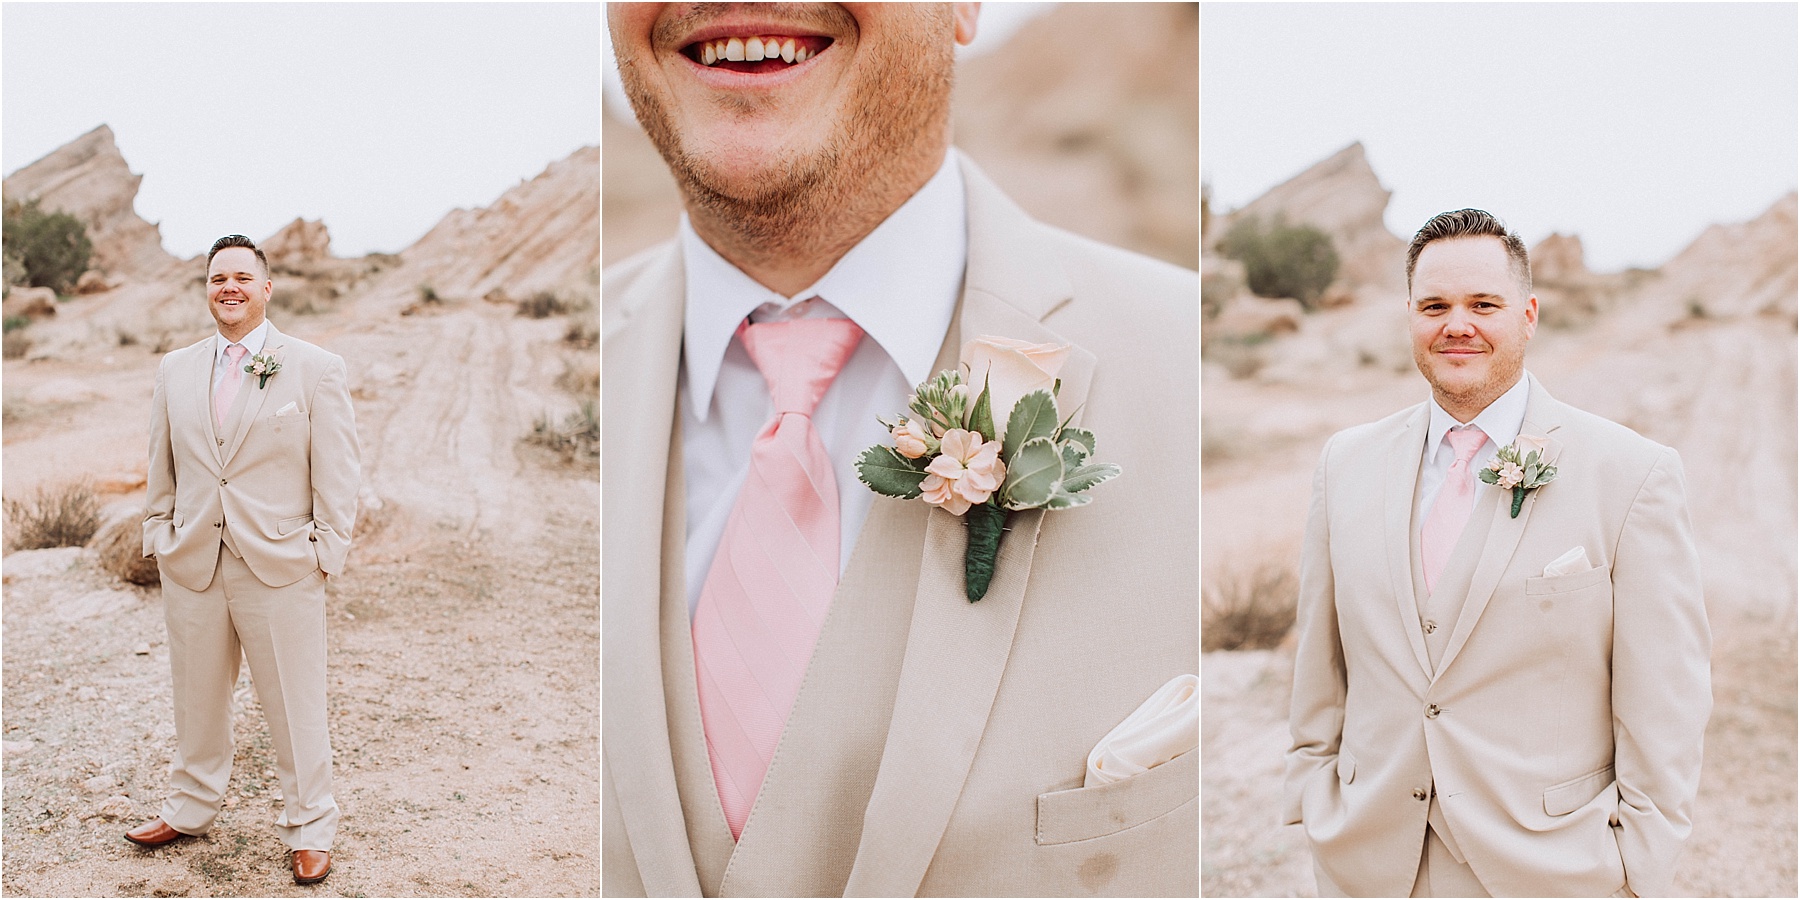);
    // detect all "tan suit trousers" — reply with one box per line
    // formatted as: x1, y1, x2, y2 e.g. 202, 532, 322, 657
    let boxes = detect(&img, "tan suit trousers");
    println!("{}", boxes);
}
159, 542, 338, 850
